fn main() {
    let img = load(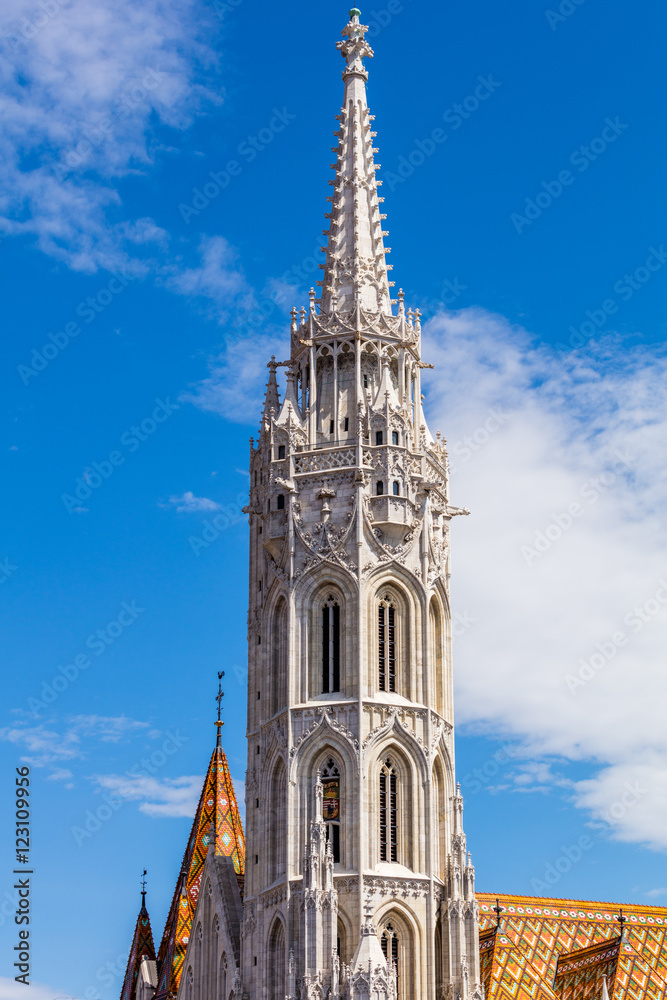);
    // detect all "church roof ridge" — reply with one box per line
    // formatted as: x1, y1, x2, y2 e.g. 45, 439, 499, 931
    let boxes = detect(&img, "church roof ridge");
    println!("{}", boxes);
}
557, 933, 622, 964
478, 891, 667, 915
318, 8, 394, 318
